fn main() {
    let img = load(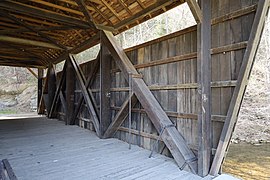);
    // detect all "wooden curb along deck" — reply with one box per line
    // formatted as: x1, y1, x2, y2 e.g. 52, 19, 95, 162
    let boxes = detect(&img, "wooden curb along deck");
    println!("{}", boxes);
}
0, 159, 18, 180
